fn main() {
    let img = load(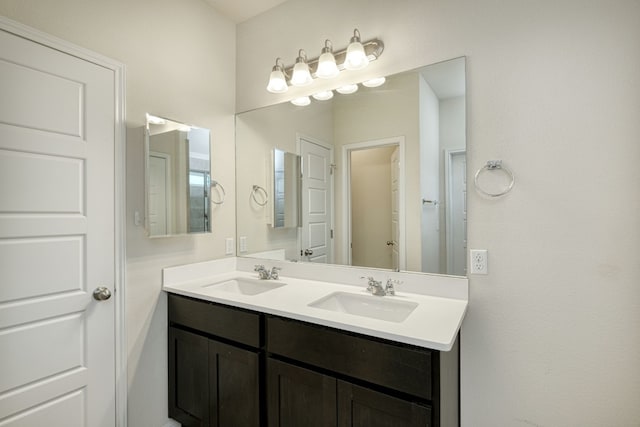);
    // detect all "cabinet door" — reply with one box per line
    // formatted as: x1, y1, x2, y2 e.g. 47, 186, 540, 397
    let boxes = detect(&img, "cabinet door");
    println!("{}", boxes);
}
338, 380, 431, 427
267, 358, 337, 427
168, 327, 209, 427
209, 340, 260, 427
